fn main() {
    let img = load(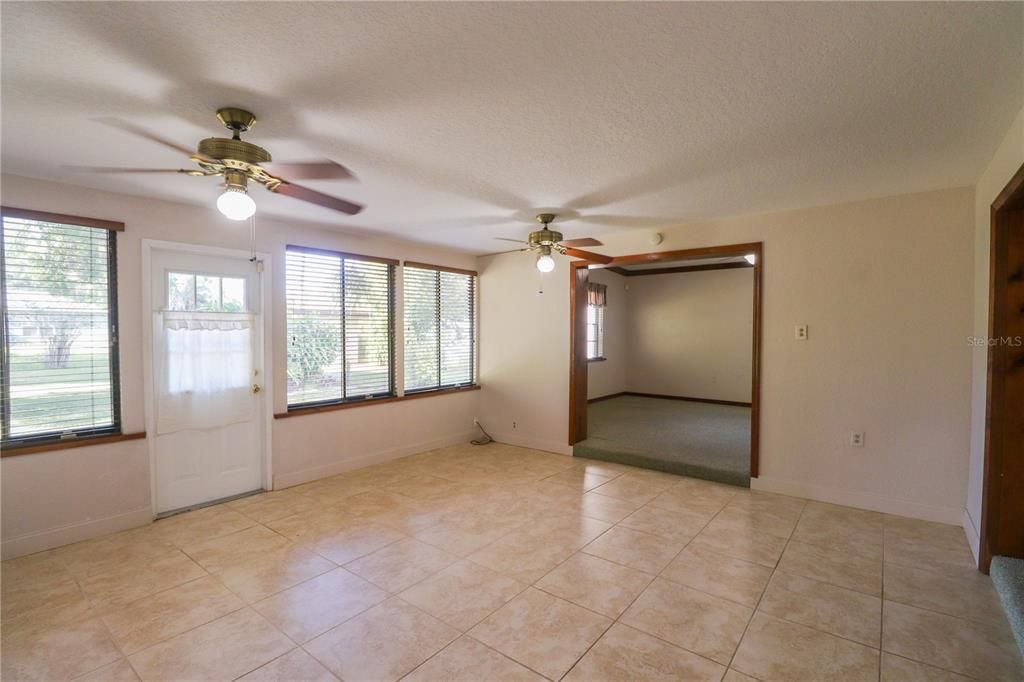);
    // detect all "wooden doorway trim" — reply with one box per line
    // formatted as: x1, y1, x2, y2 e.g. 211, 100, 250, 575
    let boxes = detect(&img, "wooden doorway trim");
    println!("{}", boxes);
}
979, 161, 1024, 573
568, 241, 764, 478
